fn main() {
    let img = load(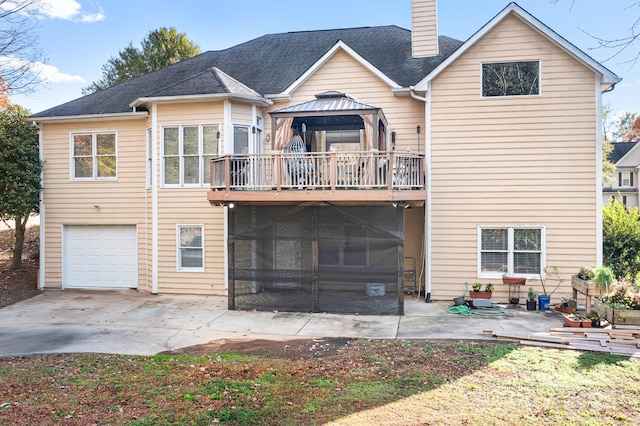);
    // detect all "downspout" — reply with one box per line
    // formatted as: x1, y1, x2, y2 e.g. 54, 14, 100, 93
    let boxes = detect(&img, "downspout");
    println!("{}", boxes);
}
223, 99, 231, 294
410, 86, 432, 303
595, 76, 604, 267
151, 105, 159, 294
37, 123, 45, 290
